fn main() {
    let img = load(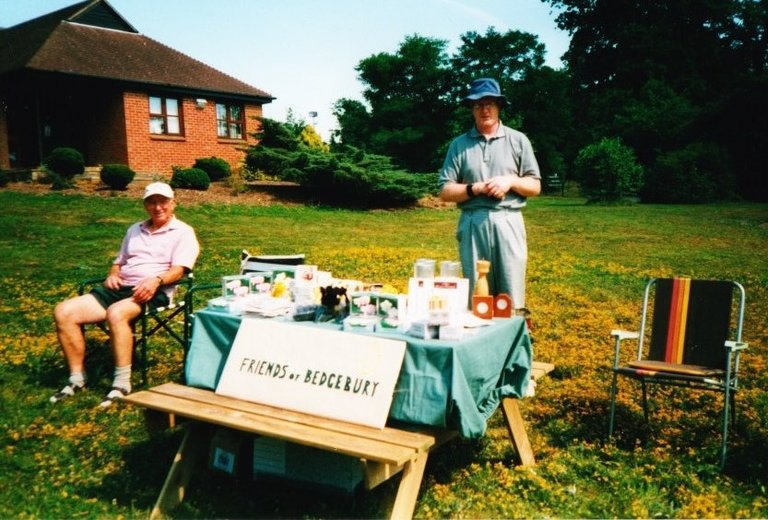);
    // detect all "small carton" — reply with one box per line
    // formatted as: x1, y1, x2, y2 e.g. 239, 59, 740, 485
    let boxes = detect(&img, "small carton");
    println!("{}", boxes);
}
246, 271, 273, 294
349, 292, 377, 316
407, 320, 439, 340
376, 293, 408, 331
222, 275, 250, 299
